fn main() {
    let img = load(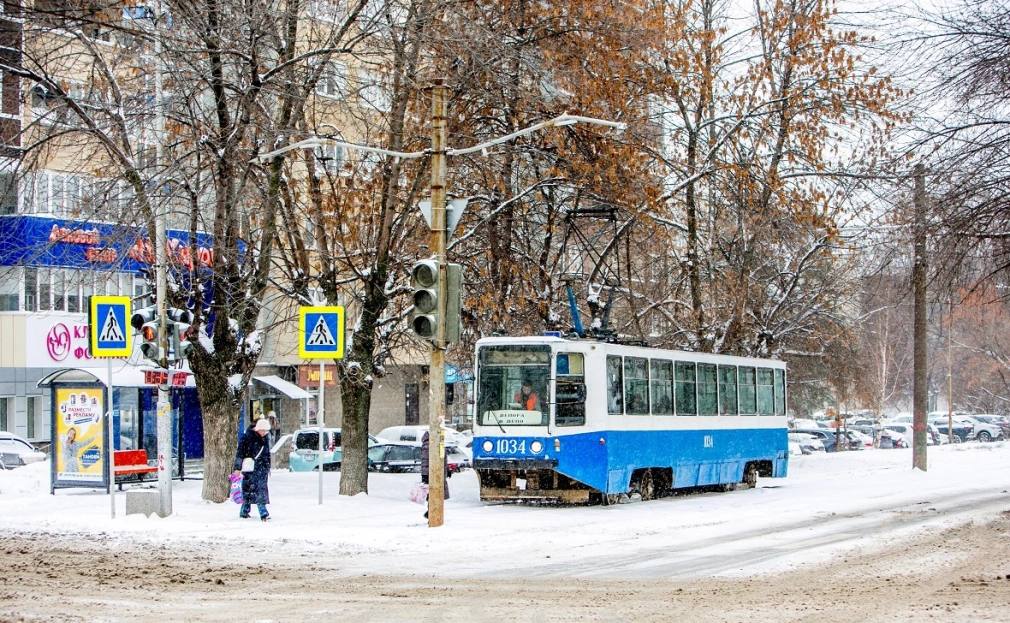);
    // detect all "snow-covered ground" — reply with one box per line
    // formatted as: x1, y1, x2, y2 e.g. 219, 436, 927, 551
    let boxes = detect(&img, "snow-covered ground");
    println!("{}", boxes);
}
2, 442, 1008, 579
